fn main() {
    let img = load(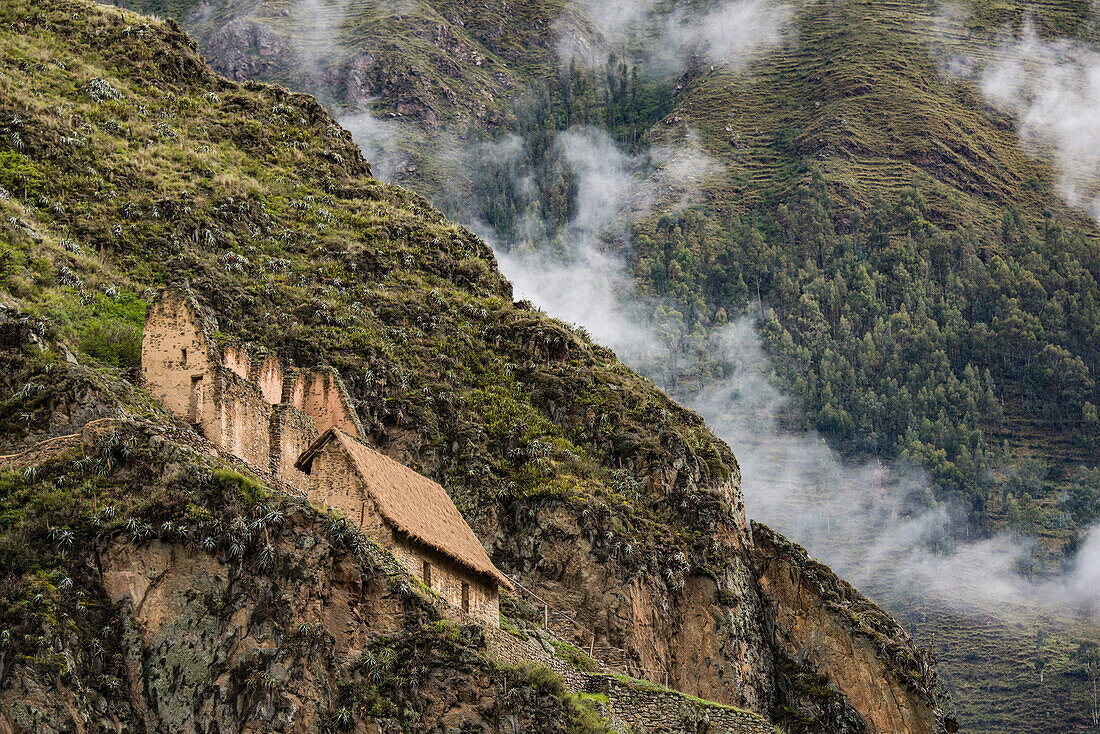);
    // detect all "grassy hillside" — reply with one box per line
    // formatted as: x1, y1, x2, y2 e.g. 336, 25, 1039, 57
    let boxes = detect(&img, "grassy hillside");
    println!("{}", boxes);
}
0, 1, 832, 723
0, 0, 756, 581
